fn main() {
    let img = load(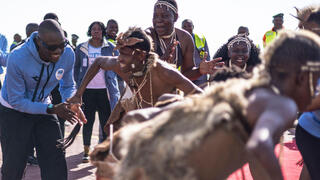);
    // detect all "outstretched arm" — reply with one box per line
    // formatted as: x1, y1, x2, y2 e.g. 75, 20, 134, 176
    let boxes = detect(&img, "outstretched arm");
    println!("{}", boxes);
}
246, 93, 297, 180
68, 56, 119, 104
180, 33, 224, 80
159, 63, 203, 95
